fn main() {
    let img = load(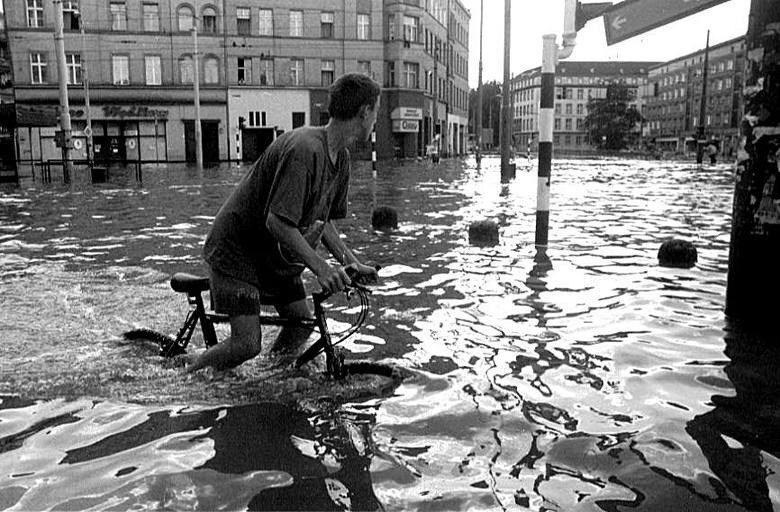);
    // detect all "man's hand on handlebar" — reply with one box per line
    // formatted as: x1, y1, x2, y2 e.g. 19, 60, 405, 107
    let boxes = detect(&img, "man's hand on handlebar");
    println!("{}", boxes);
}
315, 263, 352, 294
345, 263, 379, 286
